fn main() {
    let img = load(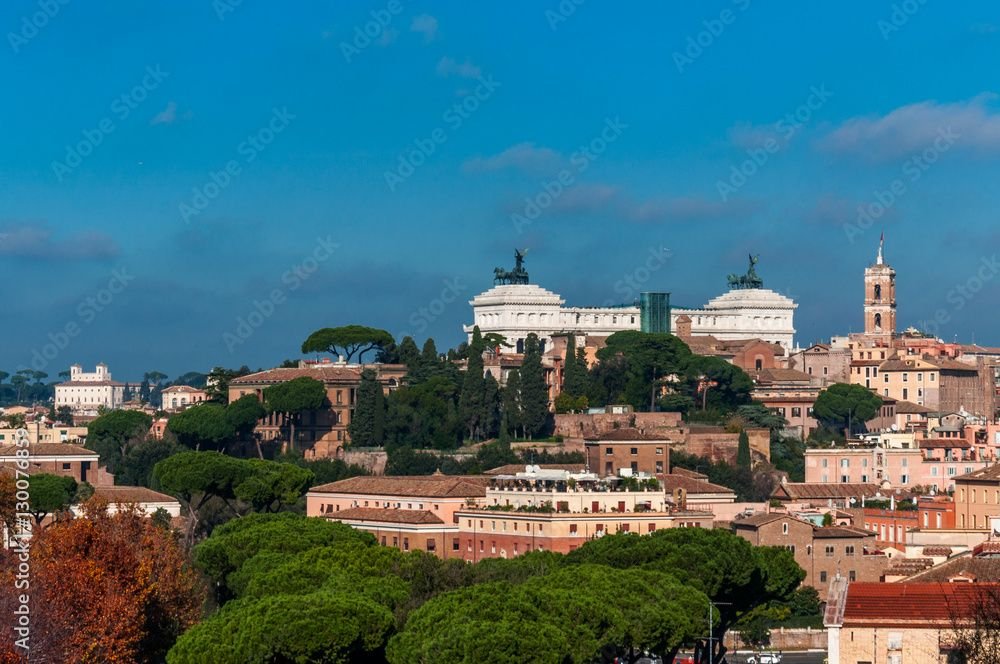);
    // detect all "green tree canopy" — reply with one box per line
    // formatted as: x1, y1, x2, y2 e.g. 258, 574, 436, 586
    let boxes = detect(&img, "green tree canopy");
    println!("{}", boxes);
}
349, 369, 385, 447
85, 410, 154, 474
167, 592, 394, 664
28, 473, 77, 525
813, 383, 883, 435
263, 376, 328, 450
384, 376, 462, 450
118, 437, 183, 488
300, 325, 394, 363
518, 333, 549, 438
225, 394, 265, 440
167, 402, 236, 451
